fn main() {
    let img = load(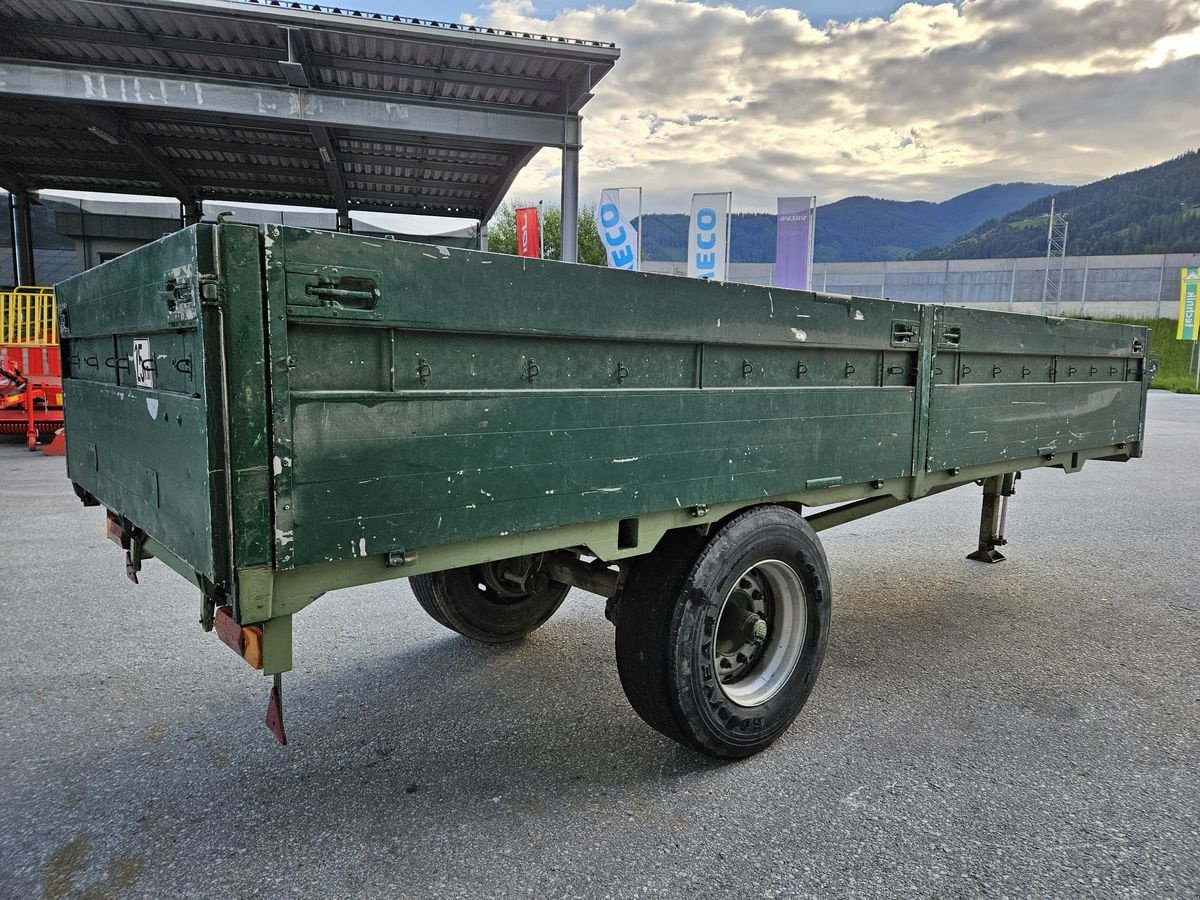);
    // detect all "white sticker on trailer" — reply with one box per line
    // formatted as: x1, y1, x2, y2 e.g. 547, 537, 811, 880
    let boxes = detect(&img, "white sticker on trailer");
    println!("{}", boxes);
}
133, 338, 154, 389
